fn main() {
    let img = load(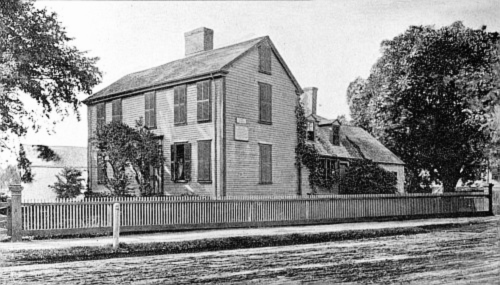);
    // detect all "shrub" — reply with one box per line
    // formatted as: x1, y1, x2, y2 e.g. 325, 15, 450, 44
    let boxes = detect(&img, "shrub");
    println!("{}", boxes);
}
49, 167, 84, 198
340, 160, 398, 194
